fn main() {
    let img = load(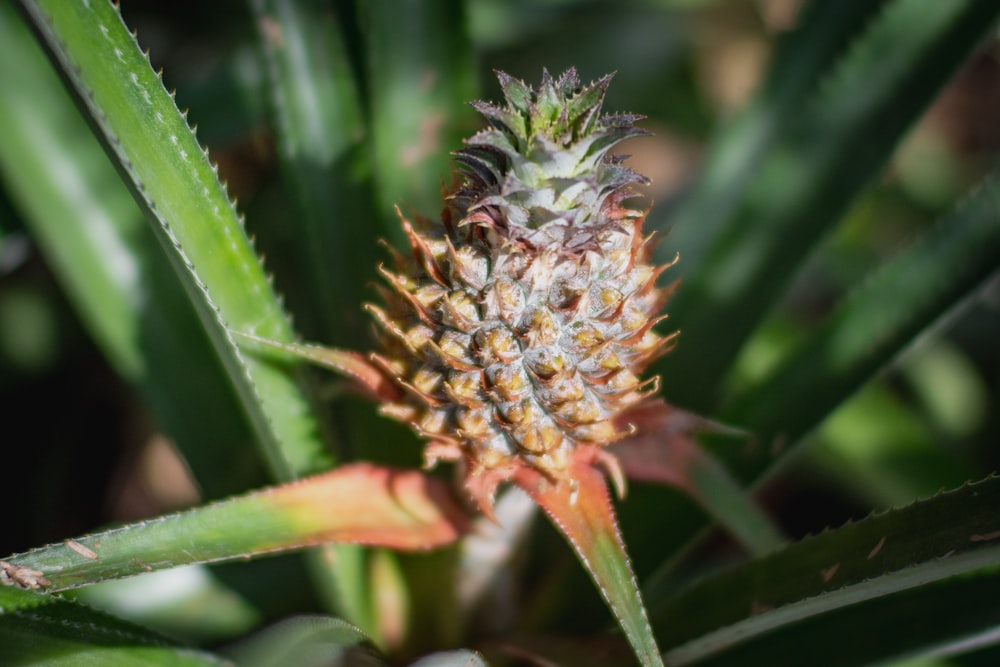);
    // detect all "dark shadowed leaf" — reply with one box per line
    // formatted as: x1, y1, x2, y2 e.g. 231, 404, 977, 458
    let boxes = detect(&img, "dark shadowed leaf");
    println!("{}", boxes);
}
650, 475, 1000, 665
0, 586, 228, 666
